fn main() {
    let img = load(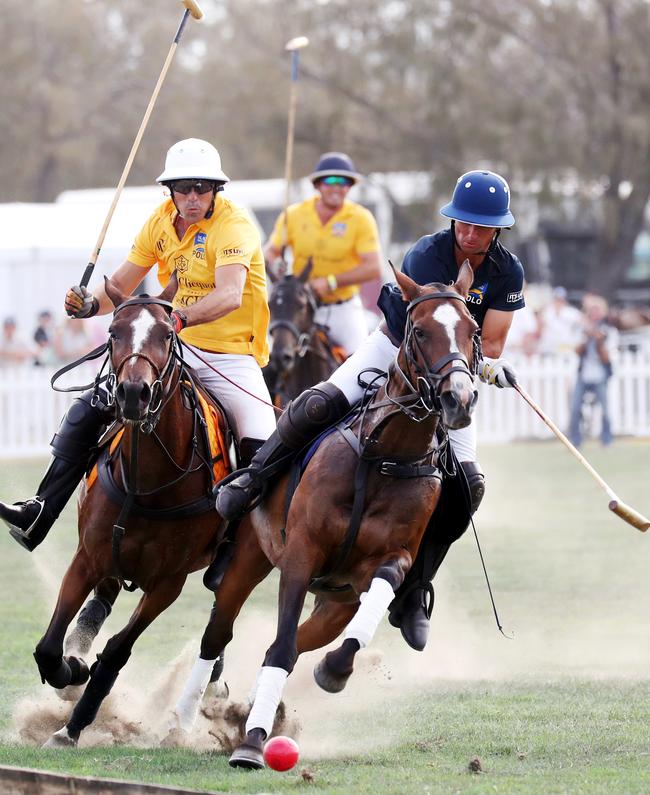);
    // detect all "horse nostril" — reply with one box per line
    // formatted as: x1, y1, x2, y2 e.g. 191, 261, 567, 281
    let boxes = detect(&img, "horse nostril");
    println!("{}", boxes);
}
440, 391, 459, 413
139, 382, 151, 408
